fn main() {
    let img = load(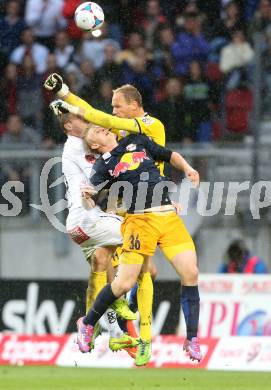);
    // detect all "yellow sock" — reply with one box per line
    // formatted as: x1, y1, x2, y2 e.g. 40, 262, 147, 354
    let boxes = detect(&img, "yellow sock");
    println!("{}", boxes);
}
86, 271, 107, 313
137, 271, 153, 341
